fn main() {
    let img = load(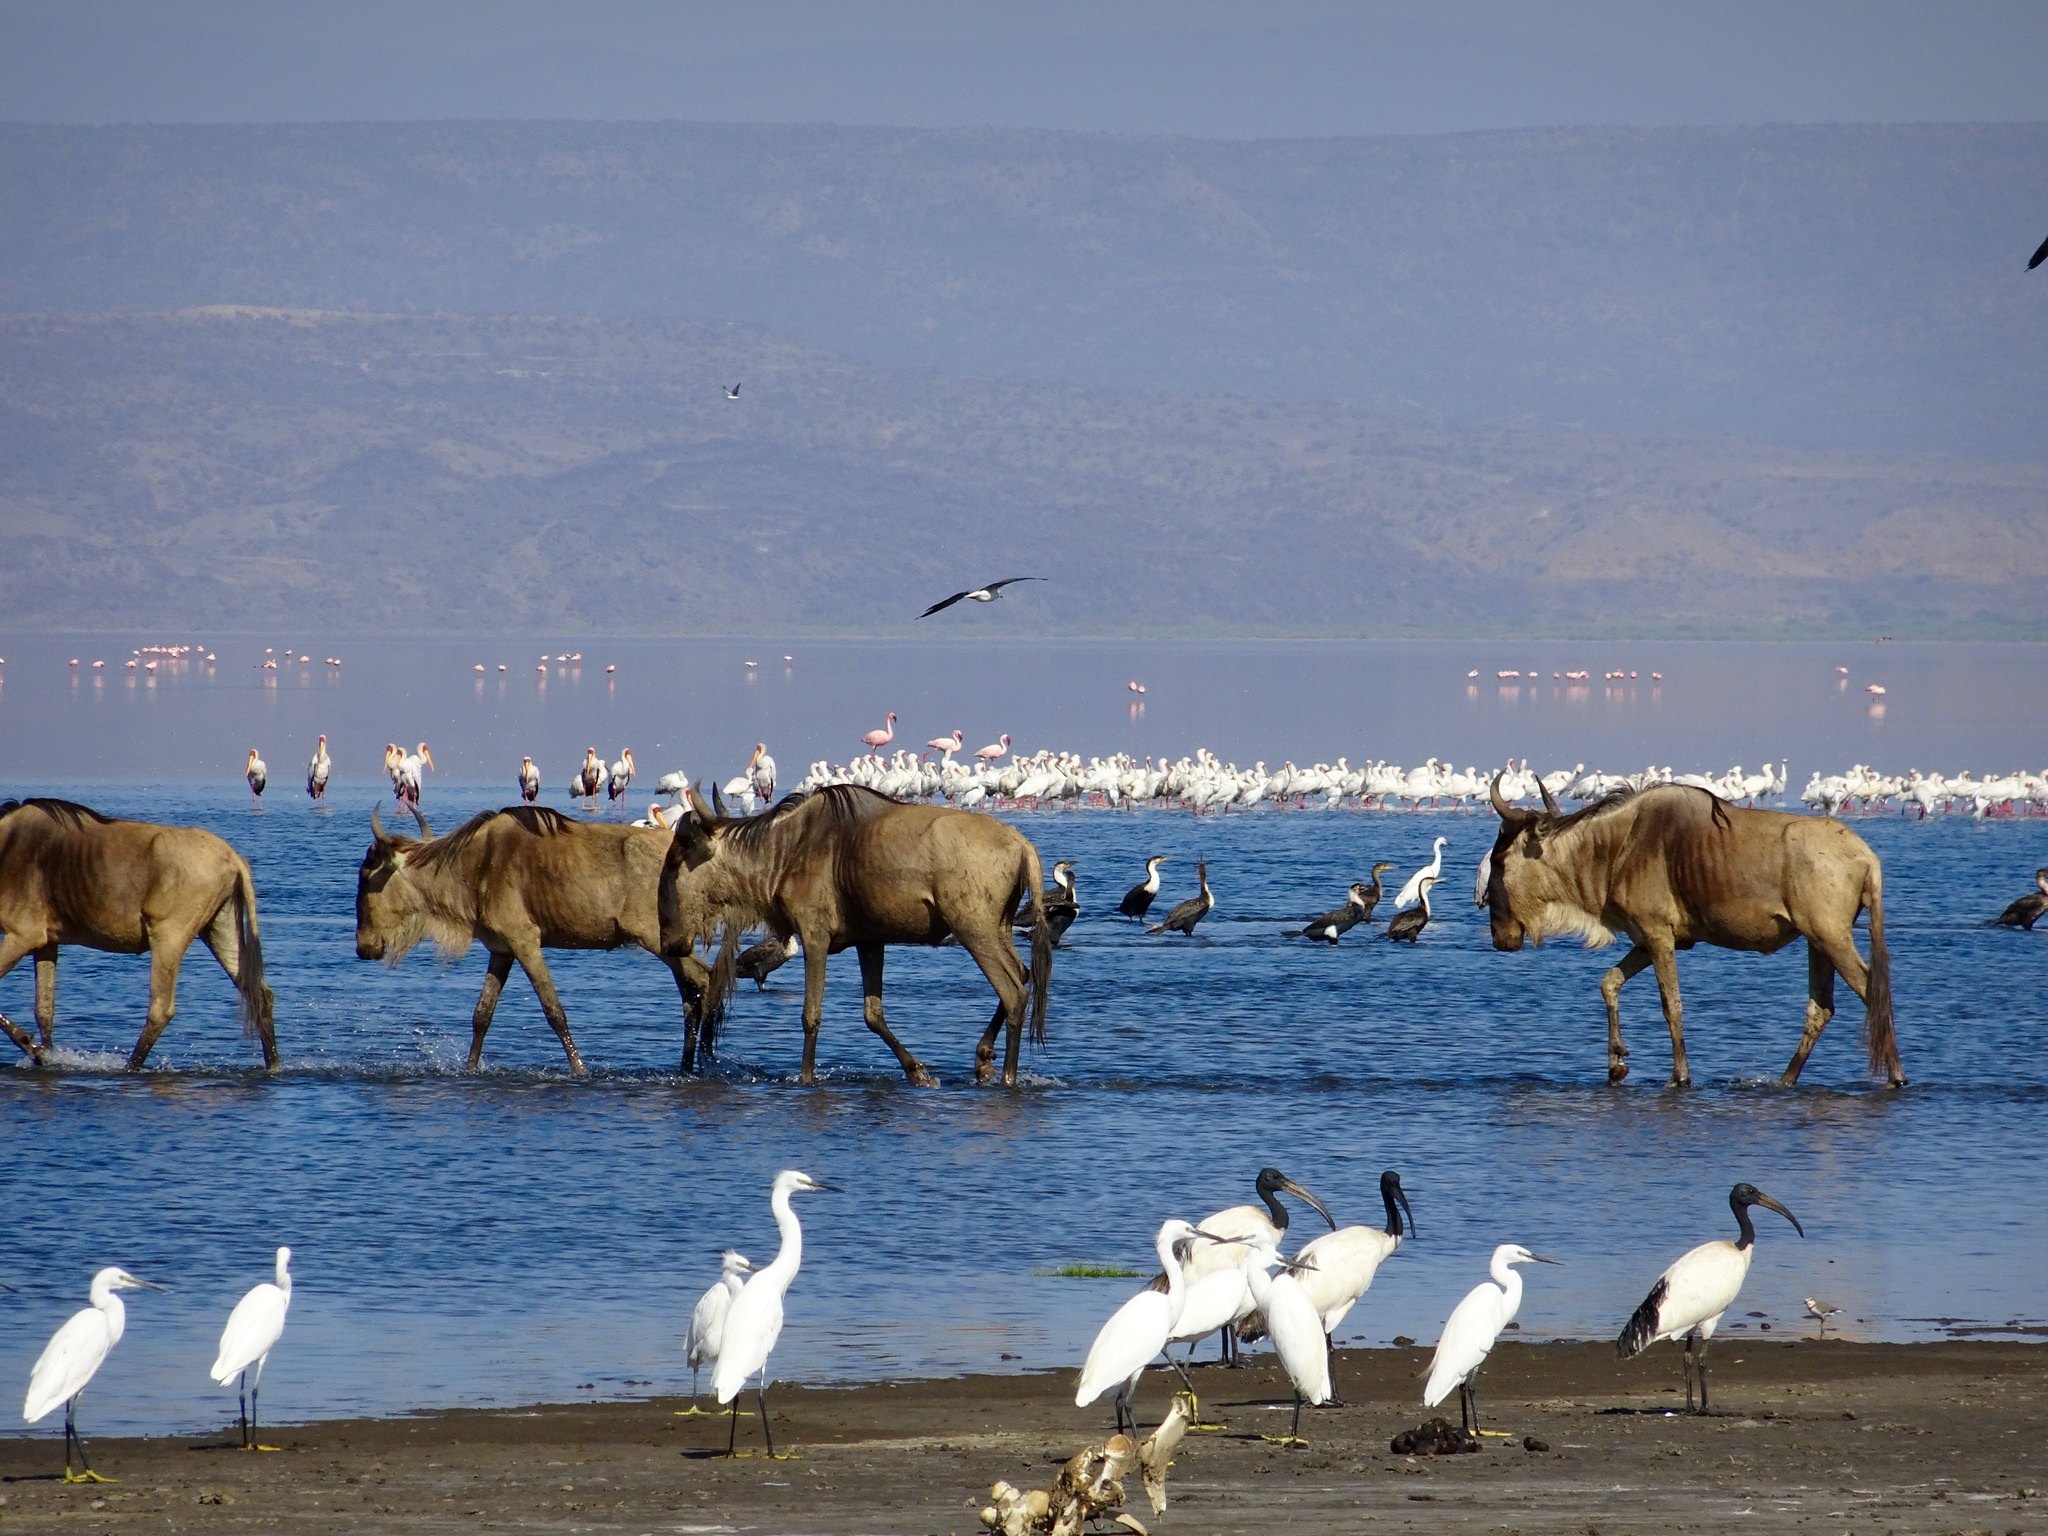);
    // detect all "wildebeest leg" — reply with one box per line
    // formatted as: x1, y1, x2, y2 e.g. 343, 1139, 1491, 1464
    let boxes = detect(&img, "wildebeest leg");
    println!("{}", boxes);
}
0, 932, 46, 1062
666, 957, 706, 1072
1599, 946, 1653, 1083
198, 910, 278, 1069
130, 933, 196, 1069
956, 928, 1030, 1086
35, 943, 58, 1048
508, 944, 588, 1075
856, 944, 938, 1087
1648, 942, 1690, 1088
467, 951, 516, 1069
1783, 944, 1837, 1086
